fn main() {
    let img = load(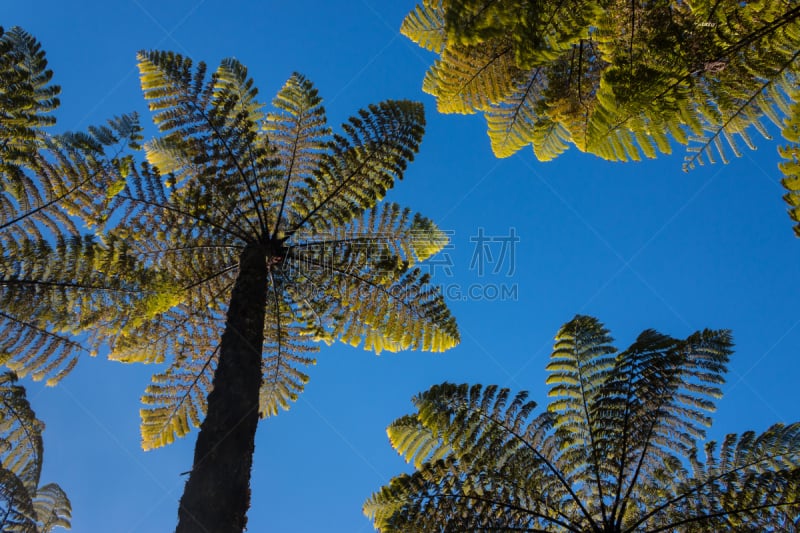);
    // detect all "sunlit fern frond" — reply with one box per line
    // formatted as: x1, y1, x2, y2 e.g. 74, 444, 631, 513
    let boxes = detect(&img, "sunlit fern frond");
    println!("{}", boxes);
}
265, 73, 330, 236
440, 0, 600, 68
400, 0, 447, 54
287, 205, 458, 354
485, 68, 547, 158
545, 315, 616, 497
683, 52, 800, 171
287, 100, 425, 238
423, 41, 520, 114
32, 484, 71, 533
385, 414, 452, 469
0, 235, 143, 384
140, 340, 220, 451
290, 202, 454, 352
